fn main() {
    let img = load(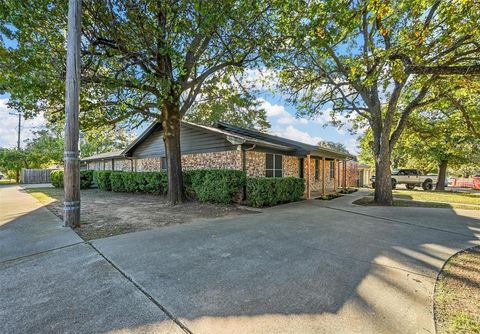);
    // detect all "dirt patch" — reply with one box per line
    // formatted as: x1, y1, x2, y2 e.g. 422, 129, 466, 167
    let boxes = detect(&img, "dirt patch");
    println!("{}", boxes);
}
27, 188, 257, 240
434, 246, 480, 334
